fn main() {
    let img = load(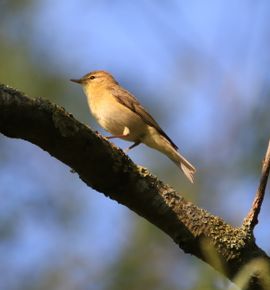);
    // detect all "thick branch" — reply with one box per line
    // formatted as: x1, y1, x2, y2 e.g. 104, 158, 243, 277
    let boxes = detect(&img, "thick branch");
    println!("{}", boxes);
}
0, 84, 269, 290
